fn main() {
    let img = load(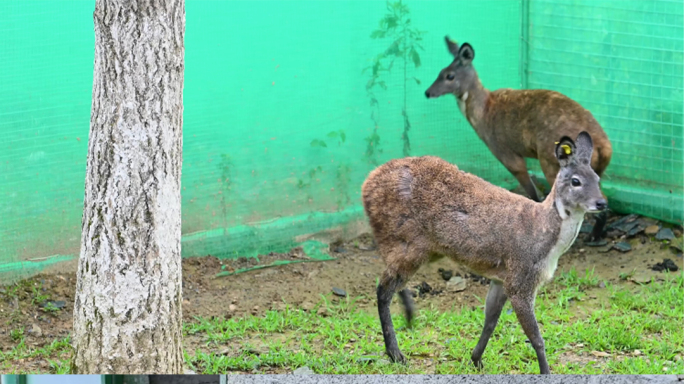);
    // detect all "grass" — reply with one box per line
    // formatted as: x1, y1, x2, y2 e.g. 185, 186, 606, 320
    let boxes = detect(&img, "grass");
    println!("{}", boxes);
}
181, 270, 683, 374
0, 270, 681, 374
0, 336, 72, 373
